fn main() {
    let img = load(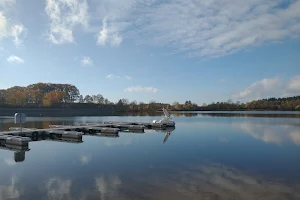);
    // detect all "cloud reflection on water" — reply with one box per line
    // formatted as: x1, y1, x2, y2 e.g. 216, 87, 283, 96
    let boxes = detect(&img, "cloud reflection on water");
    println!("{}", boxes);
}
287, 131, 300, 145
95, 175, 122, 200
105, 138, 133, 147
127, 162, 300, 200
4, 158, 16, 166
88, 162, 300, 200
46, 177, 72, 200
4, 162, 299, 200
79, 154, 92, 165
0, 176, 21, 200
233, 122, 300, 145
54, 163, 300, 199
